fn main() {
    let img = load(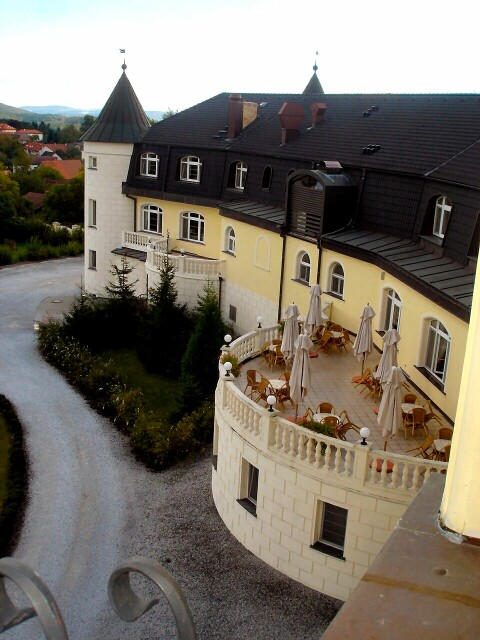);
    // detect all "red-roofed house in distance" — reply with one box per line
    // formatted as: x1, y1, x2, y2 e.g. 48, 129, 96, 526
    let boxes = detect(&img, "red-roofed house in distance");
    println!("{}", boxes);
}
23, 191, 47, 210
16, 128, 43, 142
0, 123, 16, 136
40, 159, 82, 180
